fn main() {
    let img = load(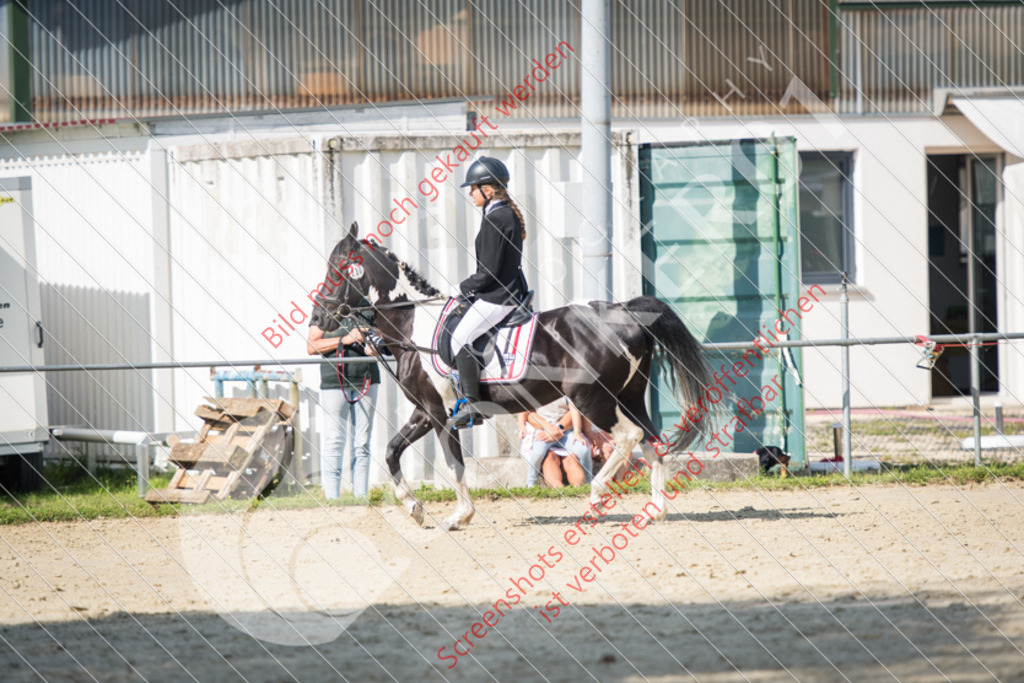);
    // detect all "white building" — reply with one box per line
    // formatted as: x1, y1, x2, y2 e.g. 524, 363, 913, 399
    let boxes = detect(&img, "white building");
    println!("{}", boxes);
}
3, 1, 1023, 481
